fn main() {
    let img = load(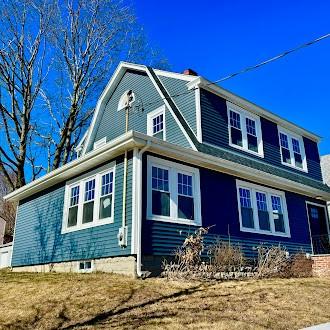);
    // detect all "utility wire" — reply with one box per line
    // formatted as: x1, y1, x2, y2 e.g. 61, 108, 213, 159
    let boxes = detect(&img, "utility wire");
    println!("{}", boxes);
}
137, 33, 330, 110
